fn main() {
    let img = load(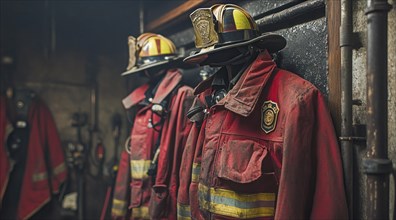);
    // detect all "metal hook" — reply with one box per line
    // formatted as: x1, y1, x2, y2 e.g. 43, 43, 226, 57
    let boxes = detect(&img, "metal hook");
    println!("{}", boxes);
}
124, 136, 131, 155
